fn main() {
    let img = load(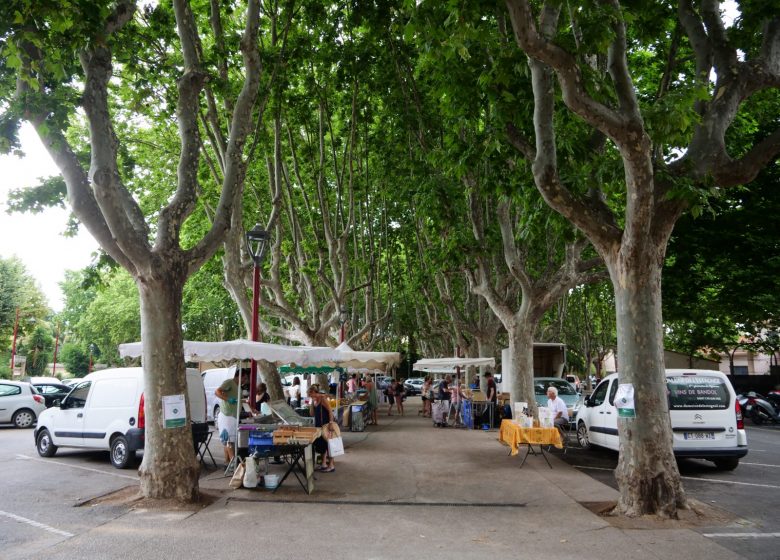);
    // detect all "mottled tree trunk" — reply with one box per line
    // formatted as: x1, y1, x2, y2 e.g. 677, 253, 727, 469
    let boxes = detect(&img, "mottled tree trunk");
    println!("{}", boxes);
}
137, 275, 199, 501
505, 323, 537, 413
611, 256, 685, 517
258, 360, 285, 401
